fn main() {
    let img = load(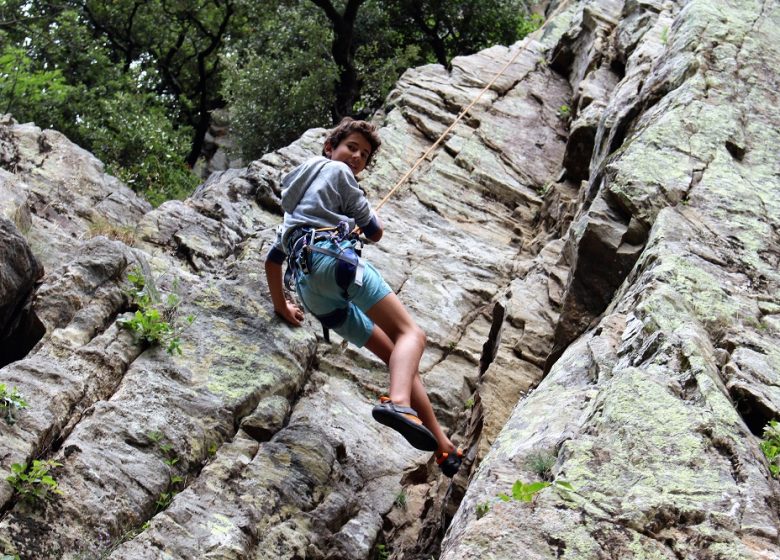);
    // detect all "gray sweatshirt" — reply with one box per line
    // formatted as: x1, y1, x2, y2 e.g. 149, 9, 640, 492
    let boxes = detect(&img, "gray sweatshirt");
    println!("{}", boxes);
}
270, 156, 377, 256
